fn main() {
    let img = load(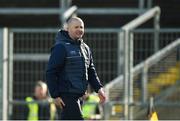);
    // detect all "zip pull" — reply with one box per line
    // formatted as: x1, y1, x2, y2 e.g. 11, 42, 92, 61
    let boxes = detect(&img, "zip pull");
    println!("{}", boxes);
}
79, 50, 82, 57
